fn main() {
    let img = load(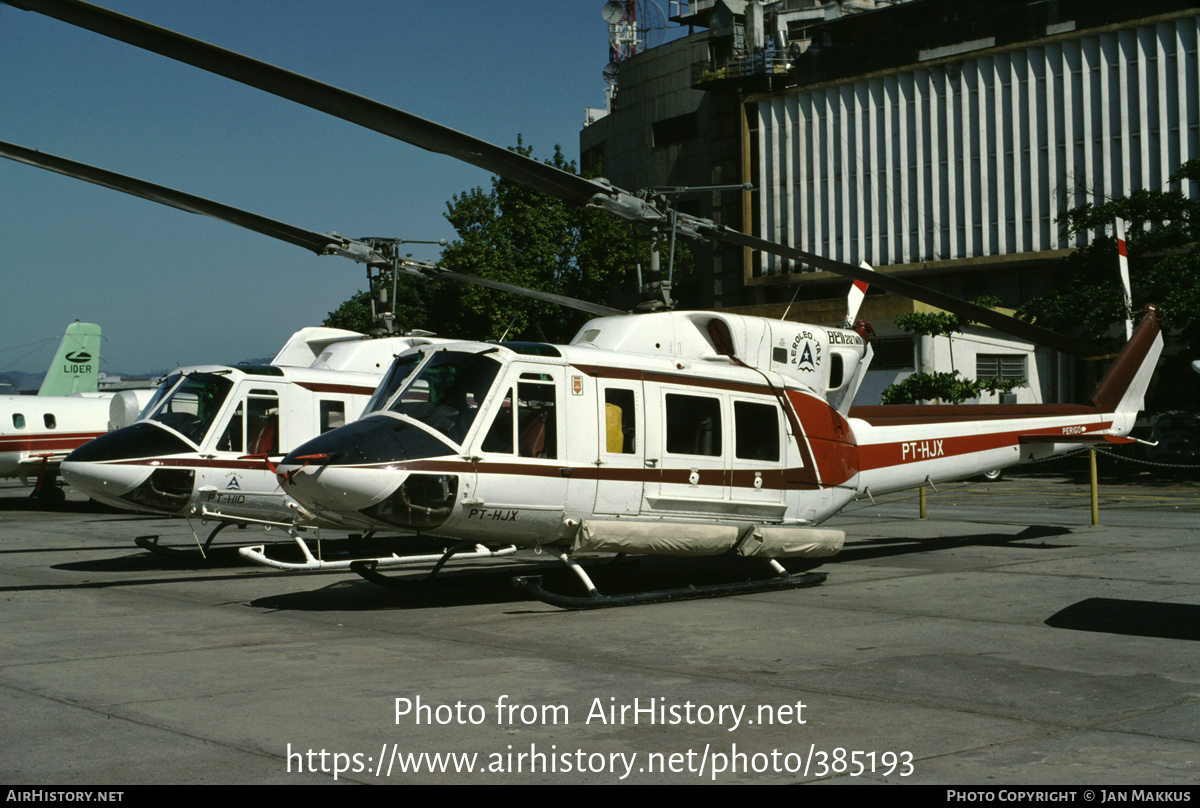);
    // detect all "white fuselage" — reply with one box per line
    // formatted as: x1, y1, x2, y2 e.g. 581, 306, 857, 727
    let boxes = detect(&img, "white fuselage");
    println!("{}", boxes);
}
0, 394, 112, 479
